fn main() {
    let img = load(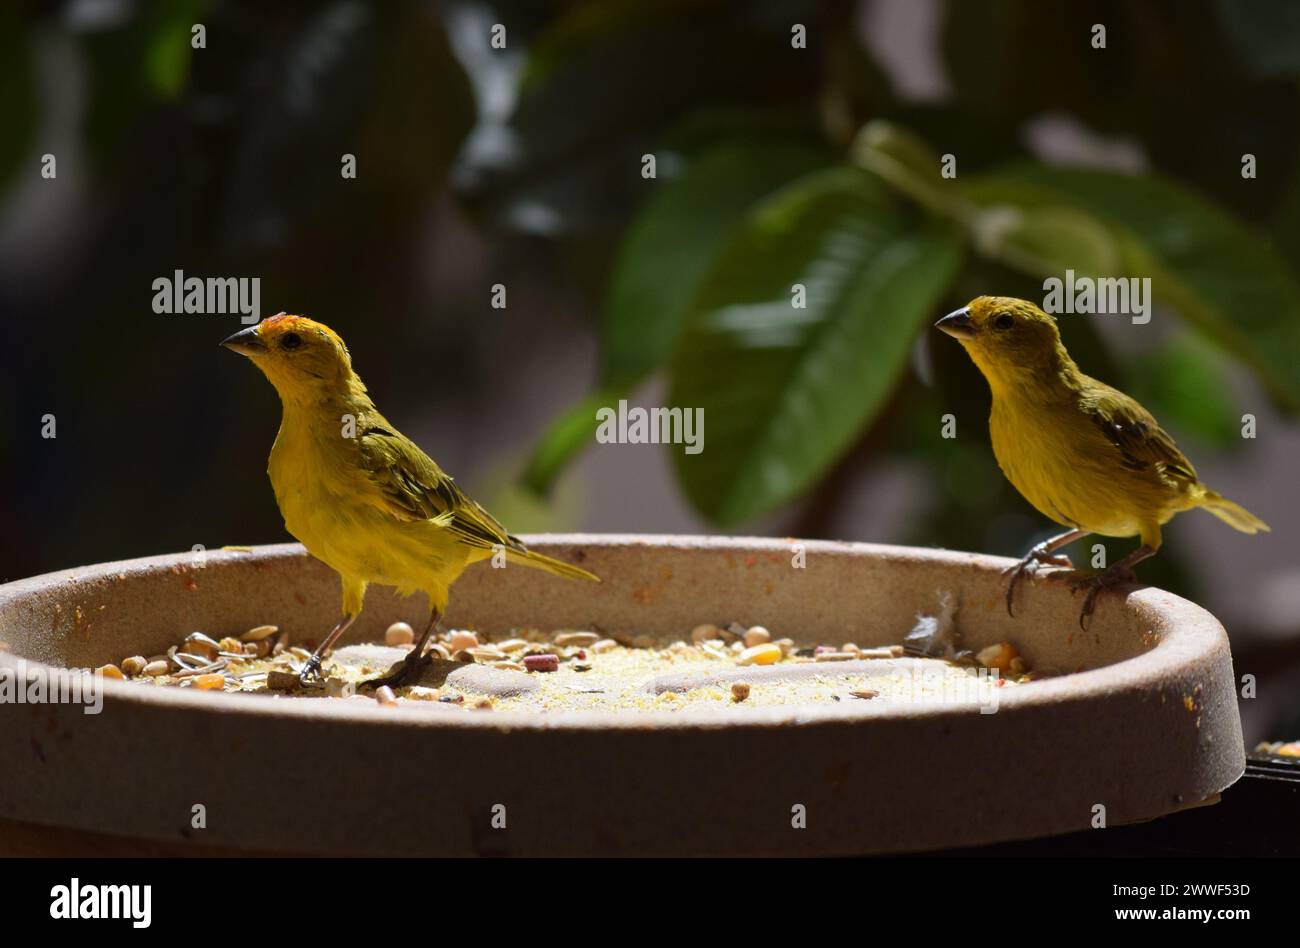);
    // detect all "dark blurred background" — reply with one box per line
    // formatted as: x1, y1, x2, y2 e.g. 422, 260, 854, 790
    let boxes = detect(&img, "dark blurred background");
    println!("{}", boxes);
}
1, 0, 1298, 742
